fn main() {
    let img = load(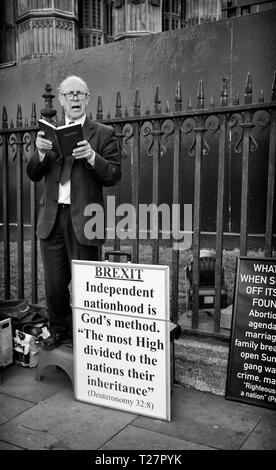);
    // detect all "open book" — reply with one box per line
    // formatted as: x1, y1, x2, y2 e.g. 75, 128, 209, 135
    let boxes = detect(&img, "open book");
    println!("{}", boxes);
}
38, 119, 84, 158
